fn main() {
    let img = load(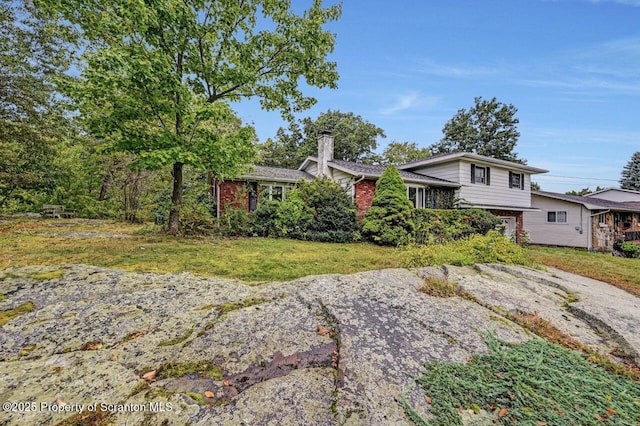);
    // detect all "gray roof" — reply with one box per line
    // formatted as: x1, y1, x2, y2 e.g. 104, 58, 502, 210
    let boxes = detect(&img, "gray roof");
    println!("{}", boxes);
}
533, 191, 640, 212
398, 152, 548, 174
241, 165, 314, 183
329, 159, 460, 187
